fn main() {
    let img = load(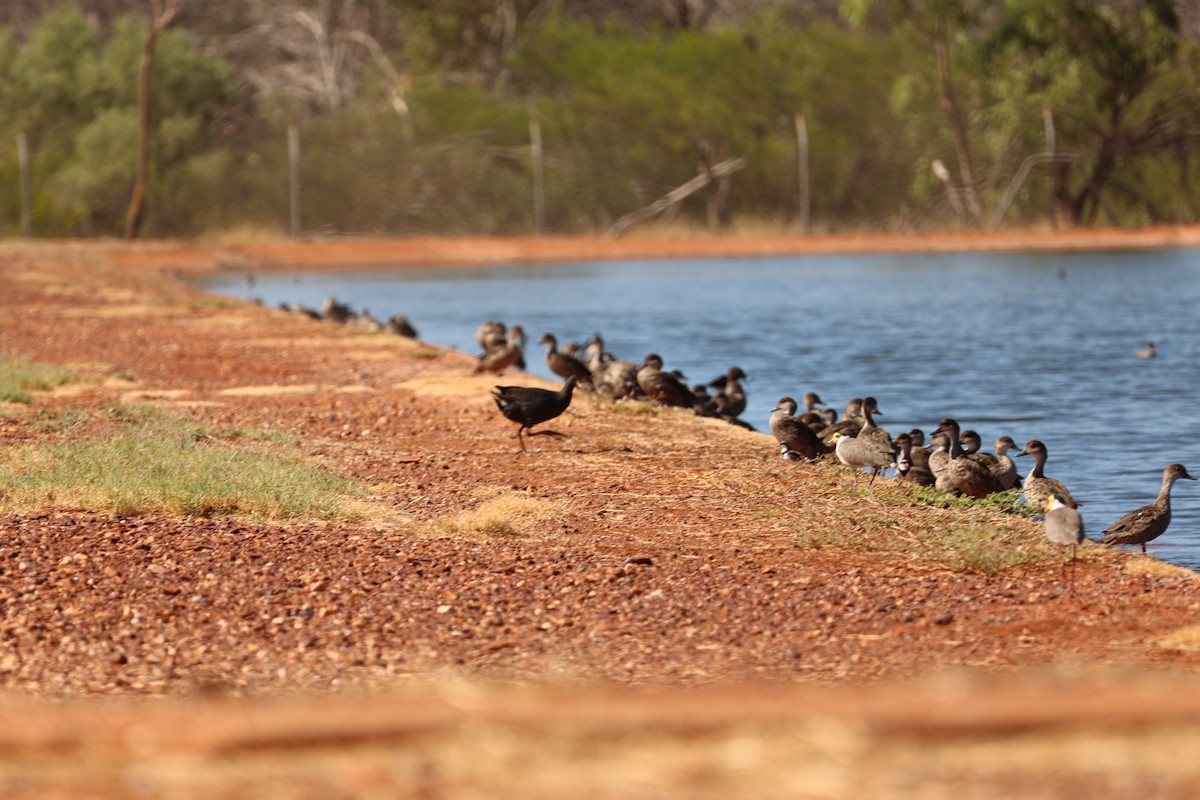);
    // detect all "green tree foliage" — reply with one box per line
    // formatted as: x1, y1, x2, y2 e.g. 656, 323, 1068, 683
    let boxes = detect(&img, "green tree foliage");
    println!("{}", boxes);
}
0, 4, 238, 235
0, 1, 1197, 237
